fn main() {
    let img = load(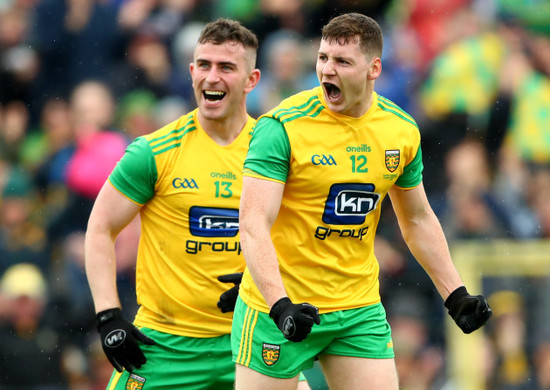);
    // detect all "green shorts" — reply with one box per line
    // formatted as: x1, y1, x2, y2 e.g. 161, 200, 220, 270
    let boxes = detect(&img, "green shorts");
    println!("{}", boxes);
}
106, 329, 234, 390
231, 296, 394, 379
